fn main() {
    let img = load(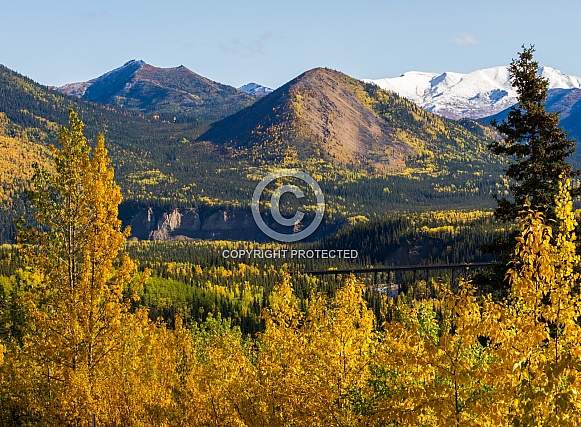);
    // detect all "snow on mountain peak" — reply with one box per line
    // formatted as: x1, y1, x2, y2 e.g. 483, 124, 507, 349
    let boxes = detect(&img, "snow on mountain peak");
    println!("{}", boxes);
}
239, 82, 273, 97
365, 66, 581, 119
540, 66, 581, 89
